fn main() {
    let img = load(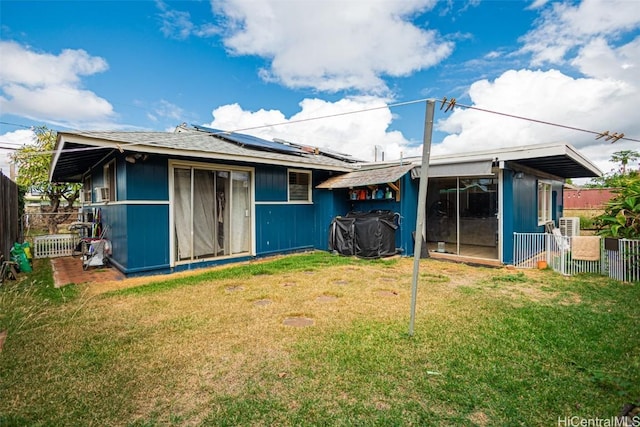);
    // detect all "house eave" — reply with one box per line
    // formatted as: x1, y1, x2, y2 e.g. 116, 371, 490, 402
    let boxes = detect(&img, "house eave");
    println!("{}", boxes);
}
50, 132, 357, 182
